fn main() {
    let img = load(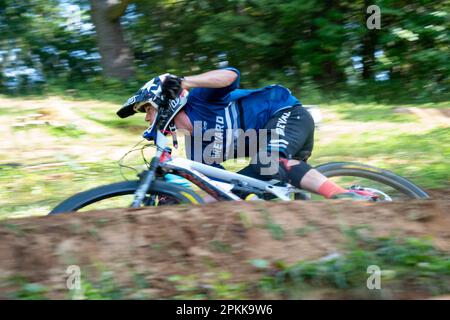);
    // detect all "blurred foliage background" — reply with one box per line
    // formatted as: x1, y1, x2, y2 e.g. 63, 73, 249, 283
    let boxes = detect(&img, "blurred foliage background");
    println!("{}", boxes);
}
0, 0, 448, 219
0, 1, 449, 300
0, 0, 448, 103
